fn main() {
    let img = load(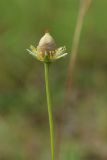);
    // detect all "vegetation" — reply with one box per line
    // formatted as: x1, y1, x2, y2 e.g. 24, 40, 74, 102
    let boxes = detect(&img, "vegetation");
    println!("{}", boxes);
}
0, 0, 107, 159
